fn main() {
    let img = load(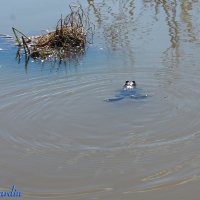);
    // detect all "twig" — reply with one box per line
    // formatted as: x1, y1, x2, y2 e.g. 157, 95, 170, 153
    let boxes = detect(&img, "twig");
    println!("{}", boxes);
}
12, 27, 30, 46
22, 36, 30, 55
